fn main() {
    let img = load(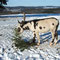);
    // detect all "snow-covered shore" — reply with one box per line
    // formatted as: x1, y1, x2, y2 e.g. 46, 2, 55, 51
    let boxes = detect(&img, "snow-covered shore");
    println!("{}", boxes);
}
0, 16, 60, 60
